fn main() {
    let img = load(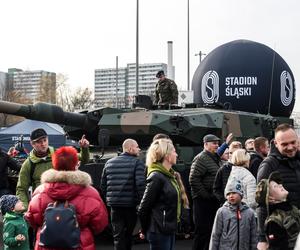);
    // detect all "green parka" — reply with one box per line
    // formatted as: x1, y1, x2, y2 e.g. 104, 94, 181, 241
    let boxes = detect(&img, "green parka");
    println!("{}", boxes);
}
3, 212, 30, 250
16, 146, 89, 209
